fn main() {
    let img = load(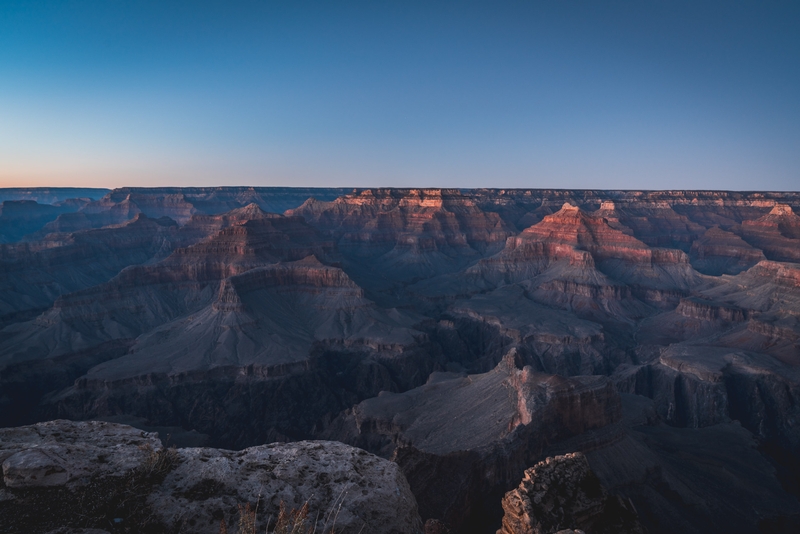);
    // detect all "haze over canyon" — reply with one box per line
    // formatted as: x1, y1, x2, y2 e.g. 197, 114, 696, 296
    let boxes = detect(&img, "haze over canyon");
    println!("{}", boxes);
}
1, 186, 800, 534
